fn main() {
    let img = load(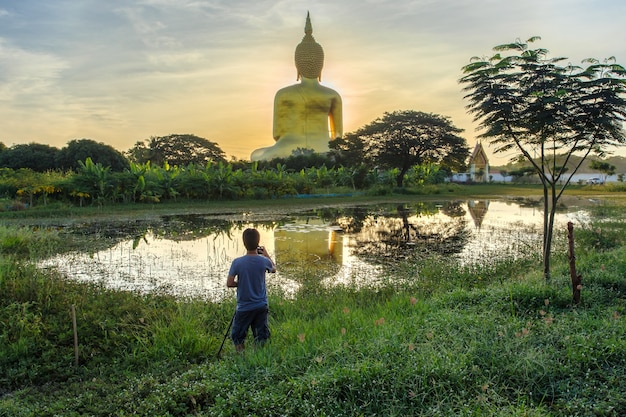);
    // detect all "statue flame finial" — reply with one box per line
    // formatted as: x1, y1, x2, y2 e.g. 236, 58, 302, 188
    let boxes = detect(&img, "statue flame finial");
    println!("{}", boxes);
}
305, 11, 312, 36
